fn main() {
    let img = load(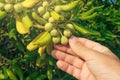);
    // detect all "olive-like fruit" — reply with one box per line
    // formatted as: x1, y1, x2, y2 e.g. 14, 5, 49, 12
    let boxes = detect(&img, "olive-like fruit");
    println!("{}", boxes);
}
63, 29, 72, 37
48, 17, 54, 23
54, 6, 62, 13
50, 29, 59, 37
66, 23, 75, 31
14, 3, 23, 13
38, 7, 45, 15
45, 23, 53, 31
4, 4, 14, 13
52, 37, 60, 44
61, 36, 68, 45
43, 11, 50, 20
42, 1, 49, 8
